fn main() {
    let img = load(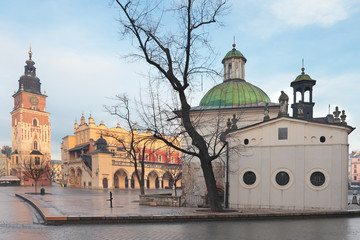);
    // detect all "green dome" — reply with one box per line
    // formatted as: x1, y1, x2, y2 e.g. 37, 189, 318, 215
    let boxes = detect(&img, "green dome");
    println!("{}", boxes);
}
222, 44, 247, 63
199, 79, 271, 108
293, 68, 314, 82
